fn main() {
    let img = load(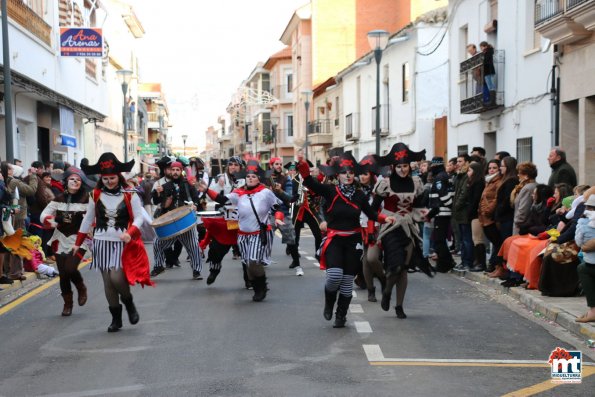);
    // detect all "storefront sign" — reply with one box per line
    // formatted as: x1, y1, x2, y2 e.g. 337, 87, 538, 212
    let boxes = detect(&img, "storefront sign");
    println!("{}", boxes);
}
139, 143, 159, 155
60, 28, 103, 57
60, 134, 77, 148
